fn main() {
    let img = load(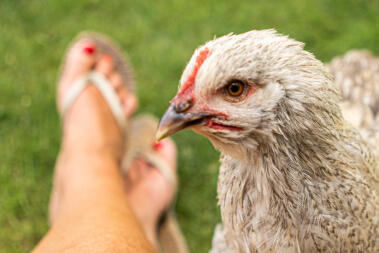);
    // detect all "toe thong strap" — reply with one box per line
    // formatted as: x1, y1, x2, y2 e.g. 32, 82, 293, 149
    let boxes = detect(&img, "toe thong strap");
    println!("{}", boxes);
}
61, 71, 127, 130
143, 152, 178, 191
